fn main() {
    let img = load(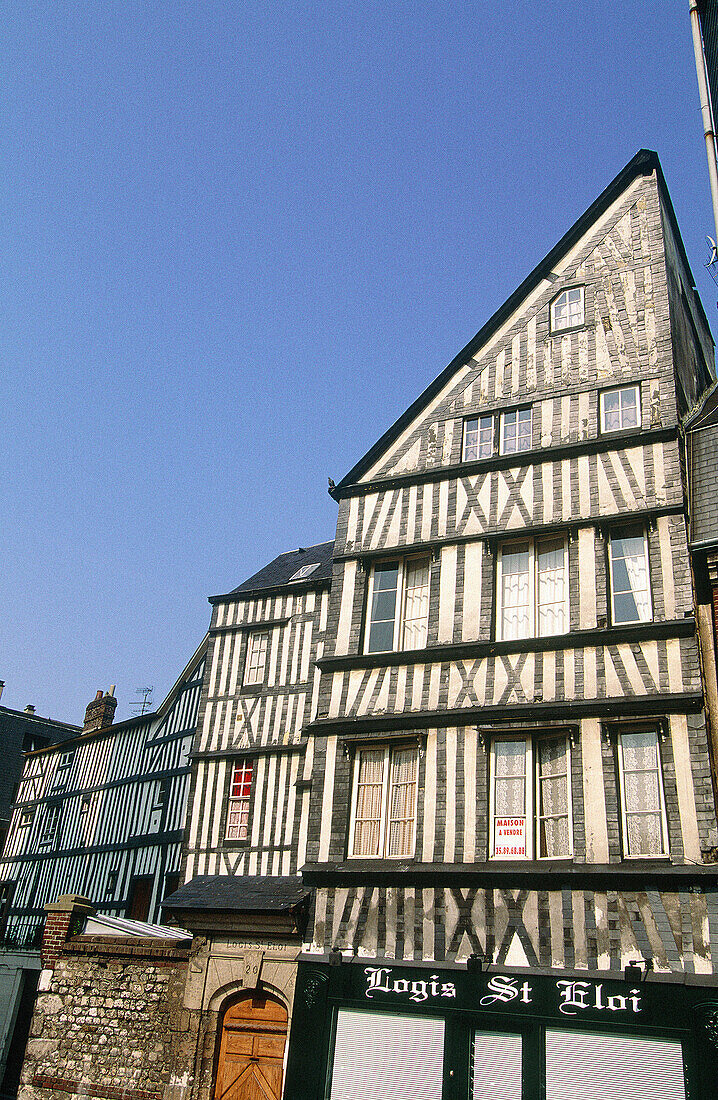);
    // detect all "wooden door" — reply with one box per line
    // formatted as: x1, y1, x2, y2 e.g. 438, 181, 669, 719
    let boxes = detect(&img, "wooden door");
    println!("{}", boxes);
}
215, 993, 288, 1100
